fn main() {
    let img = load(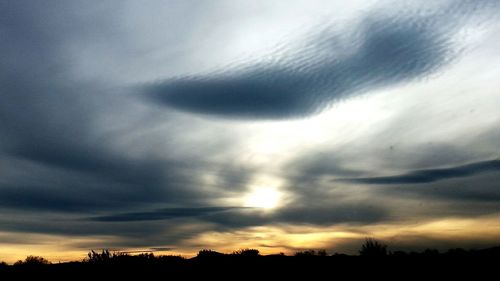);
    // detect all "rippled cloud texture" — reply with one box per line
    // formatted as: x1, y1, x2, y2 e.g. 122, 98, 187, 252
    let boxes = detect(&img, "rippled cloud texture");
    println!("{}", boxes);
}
1, 0, 500, 262
145, 1, 493, 118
